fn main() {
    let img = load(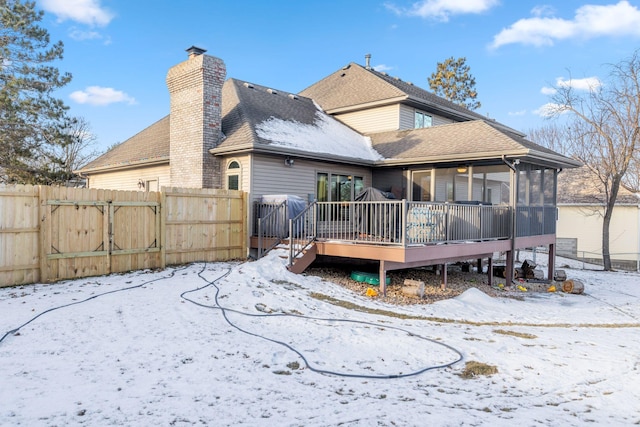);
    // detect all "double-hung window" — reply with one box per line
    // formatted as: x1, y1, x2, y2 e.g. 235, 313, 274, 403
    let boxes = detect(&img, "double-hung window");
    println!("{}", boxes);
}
414, 111, 433, 129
